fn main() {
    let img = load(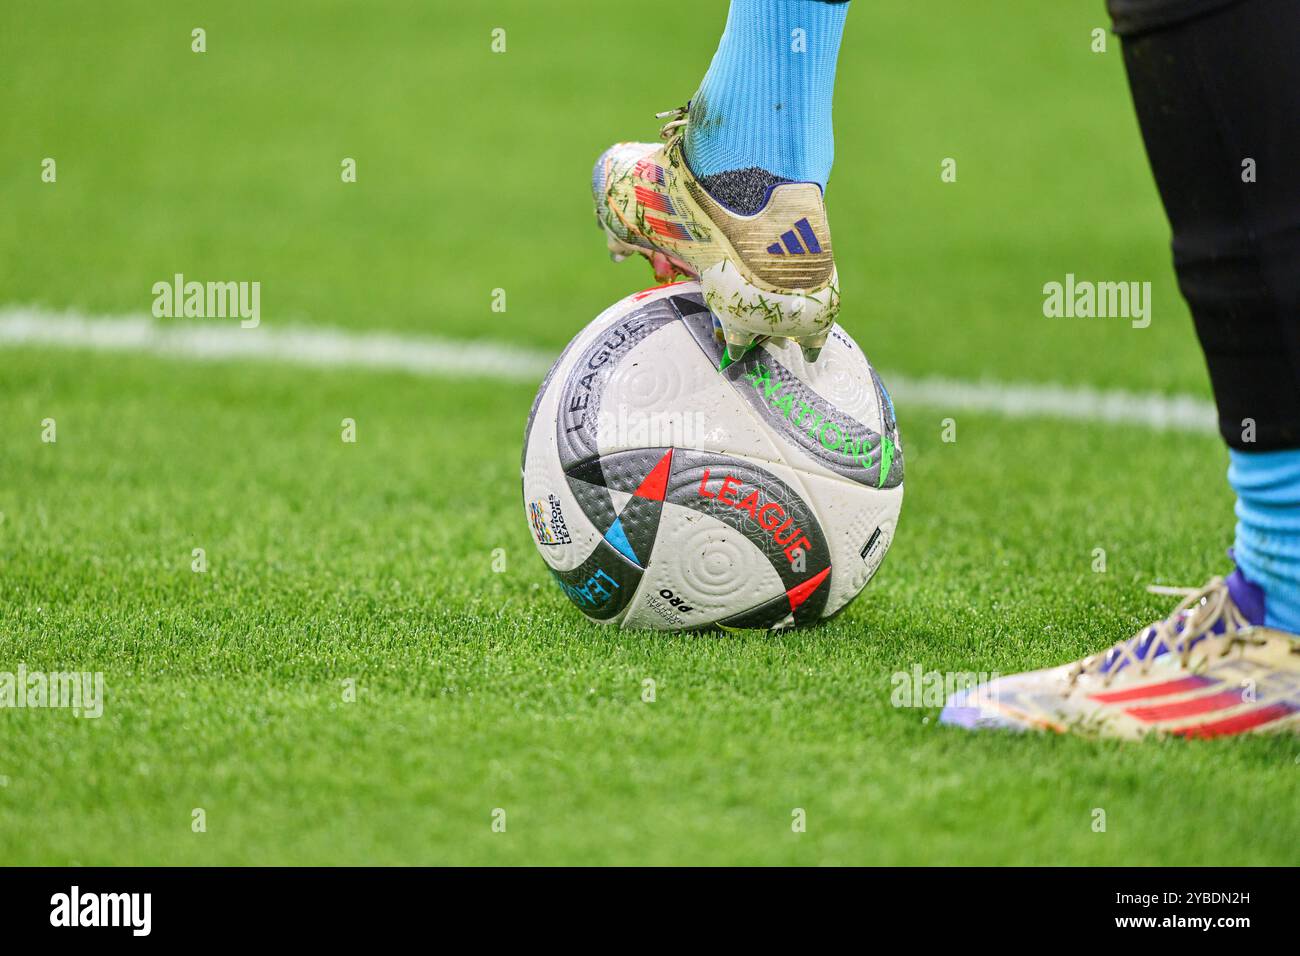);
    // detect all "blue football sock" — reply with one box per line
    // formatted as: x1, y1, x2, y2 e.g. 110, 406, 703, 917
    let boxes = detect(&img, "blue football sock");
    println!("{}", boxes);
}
686, 0, 849, 204
1229, 448, 1300, 634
